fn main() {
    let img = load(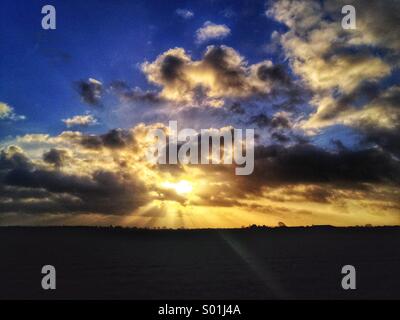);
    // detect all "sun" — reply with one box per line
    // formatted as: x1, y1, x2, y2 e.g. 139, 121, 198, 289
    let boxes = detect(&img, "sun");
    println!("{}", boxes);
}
161, 180, 193, 195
